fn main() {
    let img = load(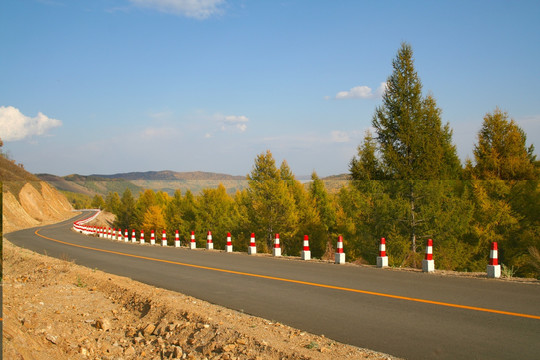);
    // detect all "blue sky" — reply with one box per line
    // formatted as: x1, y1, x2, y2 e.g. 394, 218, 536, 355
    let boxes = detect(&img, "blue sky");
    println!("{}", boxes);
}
1, 0, 539, 177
